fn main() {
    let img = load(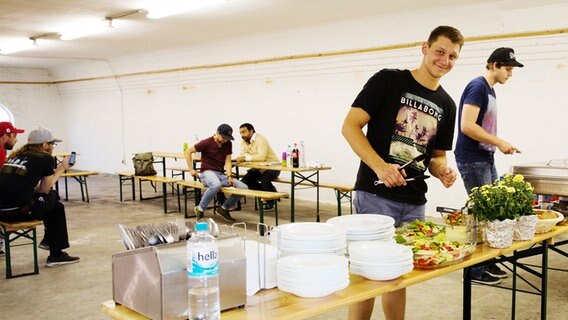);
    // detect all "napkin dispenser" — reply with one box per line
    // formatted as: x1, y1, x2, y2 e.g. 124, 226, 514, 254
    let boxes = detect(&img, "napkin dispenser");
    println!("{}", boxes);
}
112, 234, 246, 320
